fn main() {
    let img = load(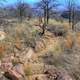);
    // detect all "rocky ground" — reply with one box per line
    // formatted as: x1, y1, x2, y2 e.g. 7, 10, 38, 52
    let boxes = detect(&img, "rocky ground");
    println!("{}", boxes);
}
0, 20, 80, 80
